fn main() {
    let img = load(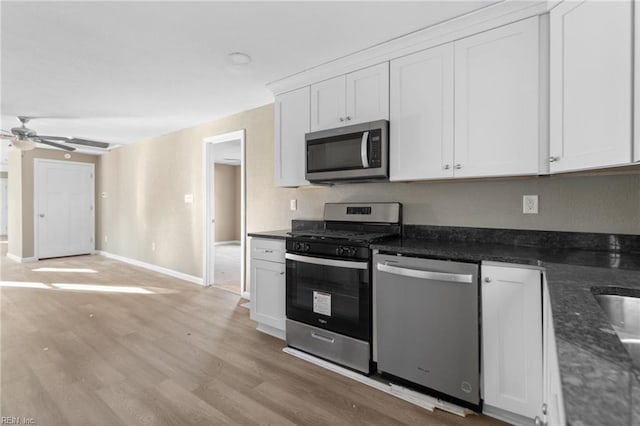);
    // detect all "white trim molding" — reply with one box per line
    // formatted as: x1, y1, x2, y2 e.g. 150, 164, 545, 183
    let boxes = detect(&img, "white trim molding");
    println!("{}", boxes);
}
267, 0, 558, 95
213, 240, 241, 246
6, 253, 37, 263
202, 129, 247, 295
96, 251, 203, 286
